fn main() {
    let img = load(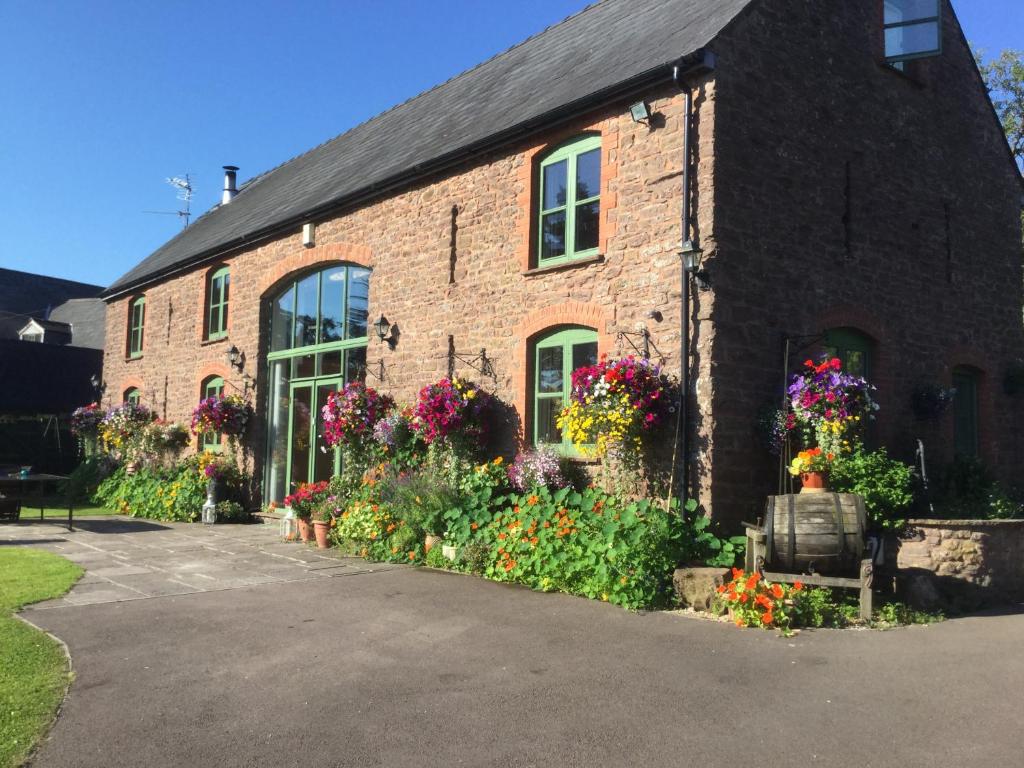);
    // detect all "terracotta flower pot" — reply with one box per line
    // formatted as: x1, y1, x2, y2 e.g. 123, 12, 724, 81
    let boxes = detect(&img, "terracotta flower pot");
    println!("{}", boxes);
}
313, 520, 331, 549
297, 516, 313, 543
424, 534, 442, 554
800, 471, 828, 493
